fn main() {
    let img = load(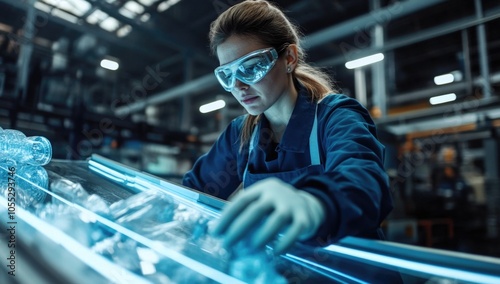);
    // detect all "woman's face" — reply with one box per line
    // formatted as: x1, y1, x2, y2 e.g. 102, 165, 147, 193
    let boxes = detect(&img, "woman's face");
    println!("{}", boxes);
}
216, 35, 290, 116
